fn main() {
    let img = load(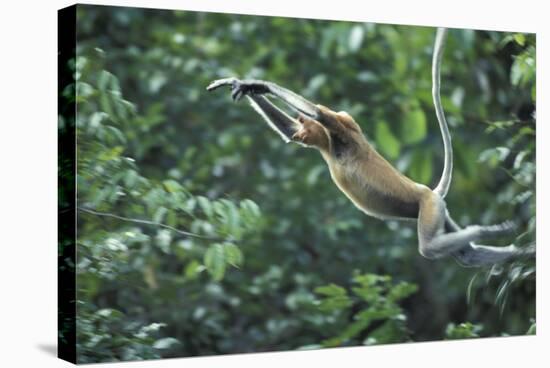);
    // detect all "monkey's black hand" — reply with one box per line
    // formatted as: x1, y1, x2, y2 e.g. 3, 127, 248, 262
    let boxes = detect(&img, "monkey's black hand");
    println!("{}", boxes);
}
206, 78, 270, 101
206, 78, 238, 92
